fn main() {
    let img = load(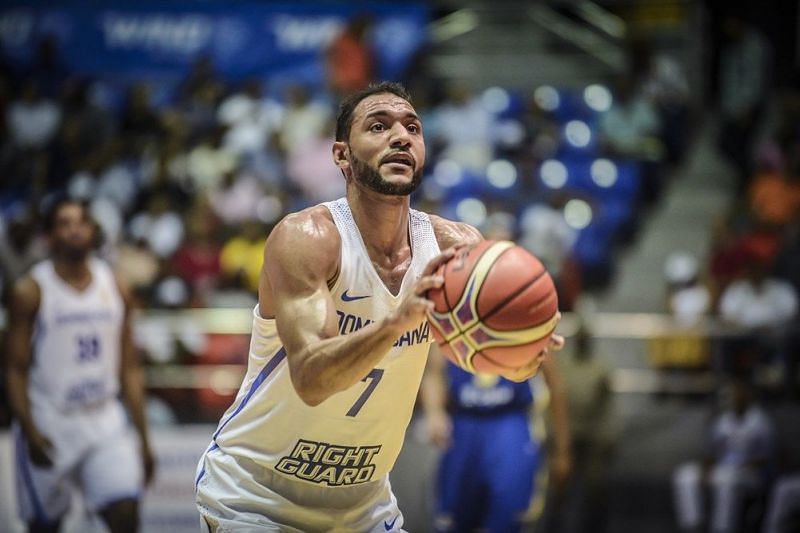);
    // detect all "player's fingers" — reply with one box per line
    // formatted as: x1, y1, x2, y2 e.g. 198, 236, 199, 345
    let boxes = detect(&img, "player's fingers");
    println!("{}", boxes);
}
415, 274, 444, 295
422, 247, 456, 276
549, 333, 565, 351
